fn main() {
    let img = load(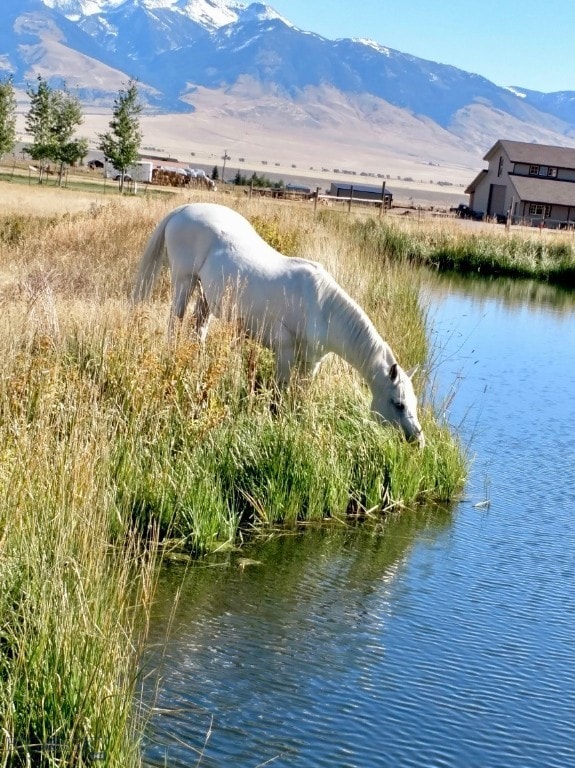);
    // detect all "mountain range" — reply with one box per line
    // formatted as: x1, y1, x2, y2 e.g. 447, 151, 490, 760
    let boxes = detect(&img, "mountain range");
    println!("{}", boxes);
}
3, 0, 575, 181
